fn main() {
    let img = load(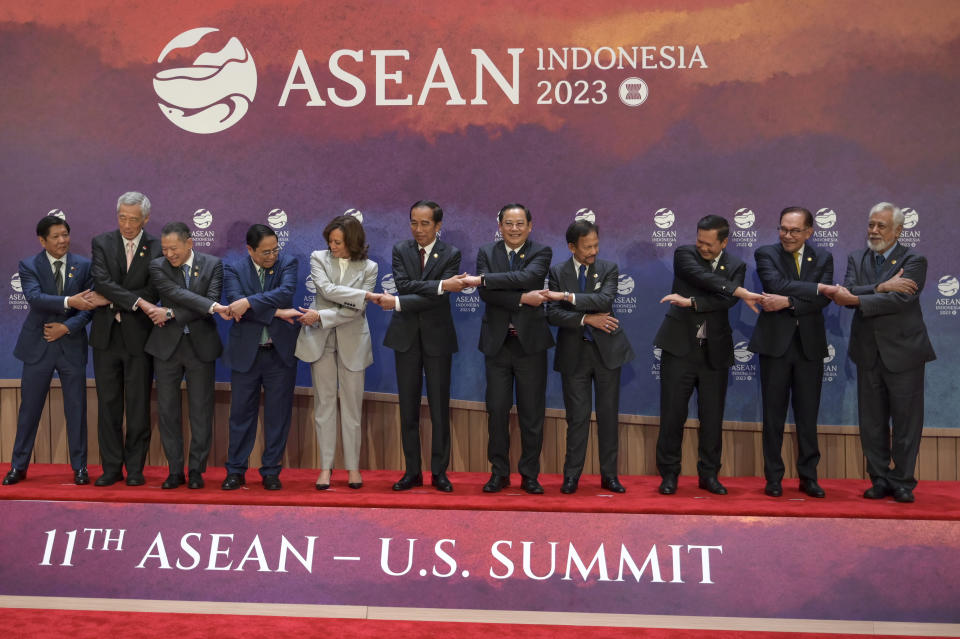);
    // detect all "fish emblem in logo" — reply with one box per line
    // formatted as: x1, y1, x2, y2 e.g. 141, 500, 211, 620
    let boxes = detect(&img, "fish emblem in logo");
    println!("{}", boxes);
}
902, 207, 919, 229
653, 347, 662, 361
267, 208, 287, 229
733, 341, 754, 363
192, 209, 213, 229
815, 208, 837, 229
10, 272, 22, 293
575, 208, 595, 223
823, 344, 836, 364
733, 208, 755, 229
617, 274, 635, 295
154, 27, 257, 134
653, 208, 675, 229
48, 209, 66, 220
305, 275, 316, 295
344, 208, 364, 224
938, 275, 959, 297
381, 273, 398, 295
